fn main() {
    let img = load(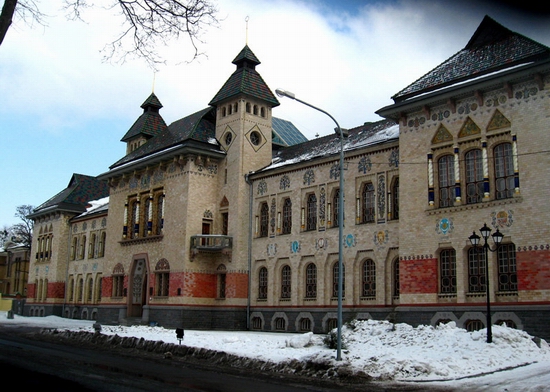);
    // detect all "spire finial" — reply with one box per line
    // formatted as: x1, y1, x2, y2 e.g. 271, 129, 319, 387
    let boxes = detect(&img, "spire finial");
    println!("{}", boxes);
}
152, 72, 156, 93
245, 16, 249, 45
